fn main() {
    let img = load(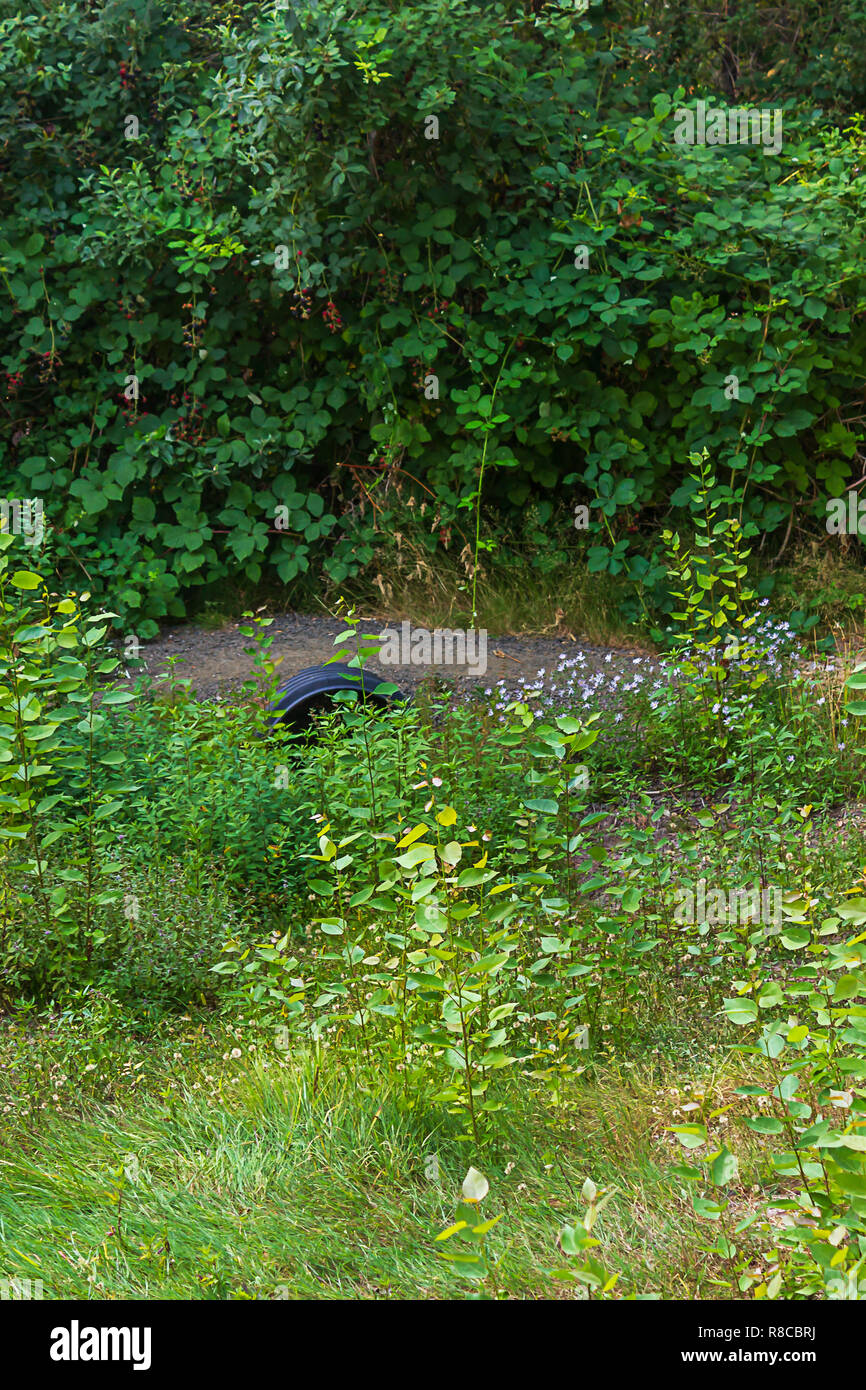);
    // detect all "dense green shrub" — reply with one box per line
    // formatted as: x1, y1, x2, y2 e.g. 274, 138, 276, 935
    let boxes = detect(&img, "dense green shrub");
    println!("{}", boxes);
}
2, 0, 865, 630
611, 0, 866, 114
